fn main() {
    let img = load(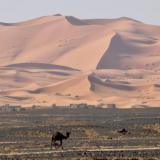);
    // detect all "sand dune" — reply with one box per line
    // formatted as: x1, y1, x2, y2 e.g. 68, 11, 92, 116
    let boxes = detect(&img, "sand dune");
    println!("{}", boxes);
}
97, 32, 160, 70
0, 15, 160, 108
